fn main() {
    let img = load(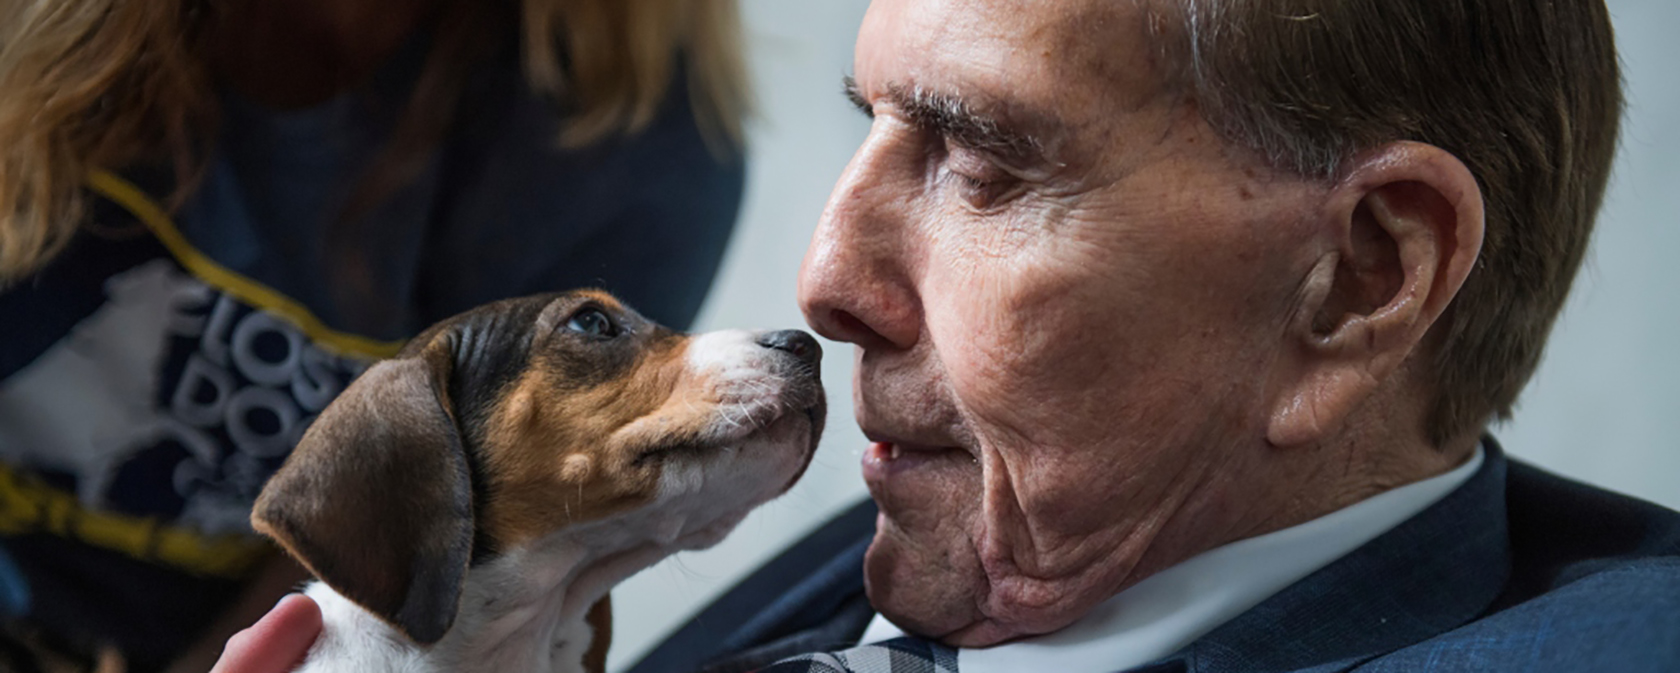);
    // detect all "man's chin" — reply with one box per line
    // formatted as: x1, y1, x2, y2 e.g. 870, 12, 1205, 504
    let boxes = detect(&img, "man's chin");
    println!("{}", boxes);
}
863, 510, 1115, 648
863, 539, 1030, 648
862, 513, 993, 643
862, 442, 1025, 643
